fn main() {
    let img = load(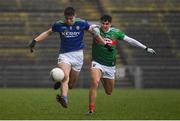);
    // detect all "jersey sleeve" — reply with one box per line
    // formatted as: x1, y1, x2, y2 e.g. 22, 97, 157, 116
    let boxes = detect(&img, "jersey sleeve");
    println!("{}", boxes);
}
111, 28, 125, 40
116, 30, 125, 40
52, 22, 58, 32
84, 20, 90, 30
